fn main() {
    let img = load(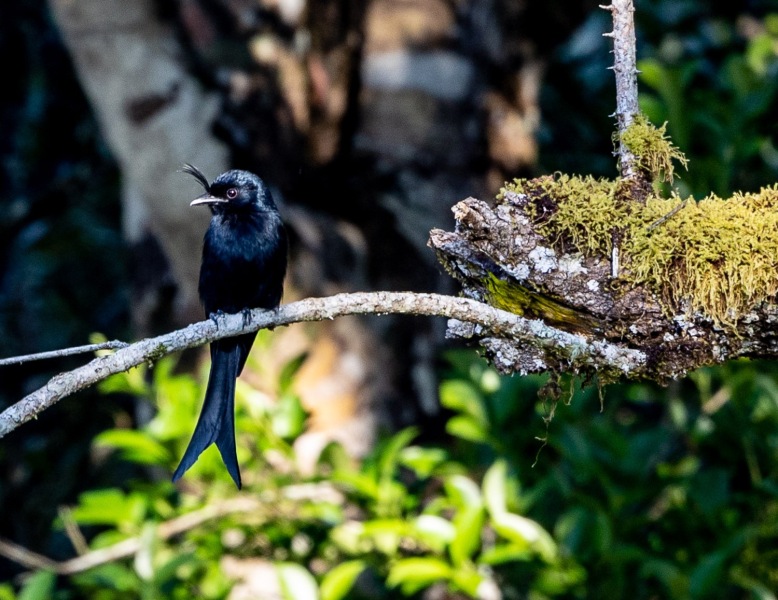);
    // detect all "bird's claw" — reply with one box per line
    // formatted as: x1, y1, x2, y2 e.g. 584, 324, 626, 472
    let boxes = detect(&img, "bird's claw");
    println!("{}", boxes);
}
241, 308, 252, 328
209, 310, 226, 329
